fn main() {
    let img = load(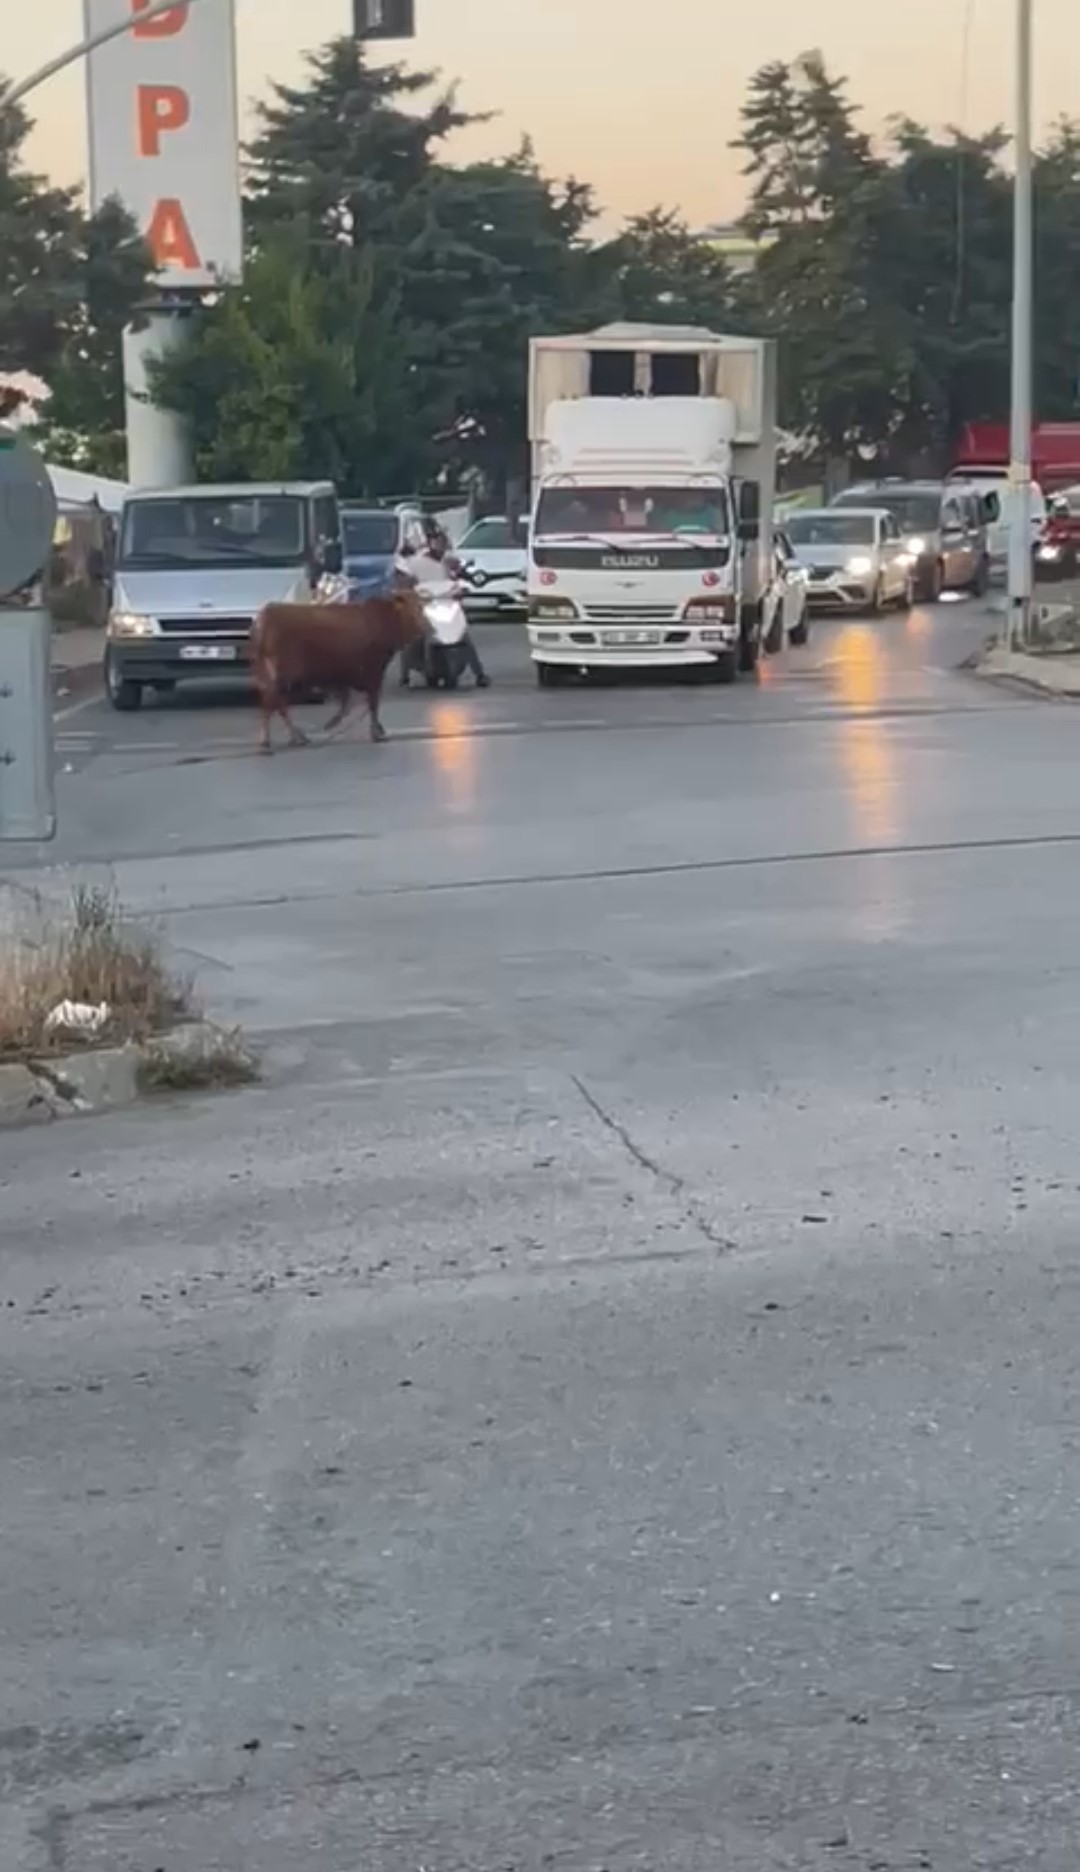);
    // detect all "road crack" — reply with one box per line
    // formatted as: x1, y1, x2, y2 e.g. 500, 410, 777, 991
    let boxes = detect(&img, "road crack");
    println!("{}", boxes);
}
571, 1073, 735, 1253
